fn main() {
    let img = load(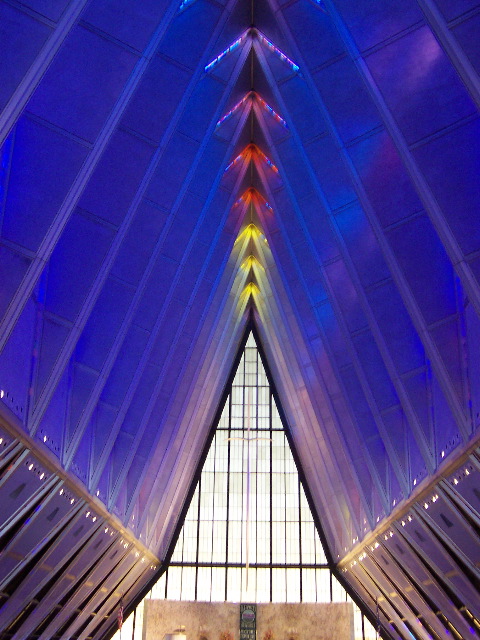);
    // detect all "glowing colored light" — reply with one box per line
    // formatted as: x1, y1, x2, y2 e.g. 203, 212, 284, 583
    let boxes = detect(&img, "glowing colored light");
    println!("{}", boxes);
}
241, 255, 265, 272
179, 0, 196, 10
256, 95, 288, 128
233, 195, 245, 206
224, 153, 244, 173
241, 282, 260, 299
234, 223, 262, 246
256, 30, 300, 73
216, 93, 251, 127
205, 30, 249, 73
311, 0, 328, 12
255, 148, 279, 173
217, 91, 288, 130
249, 187, 273, 212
